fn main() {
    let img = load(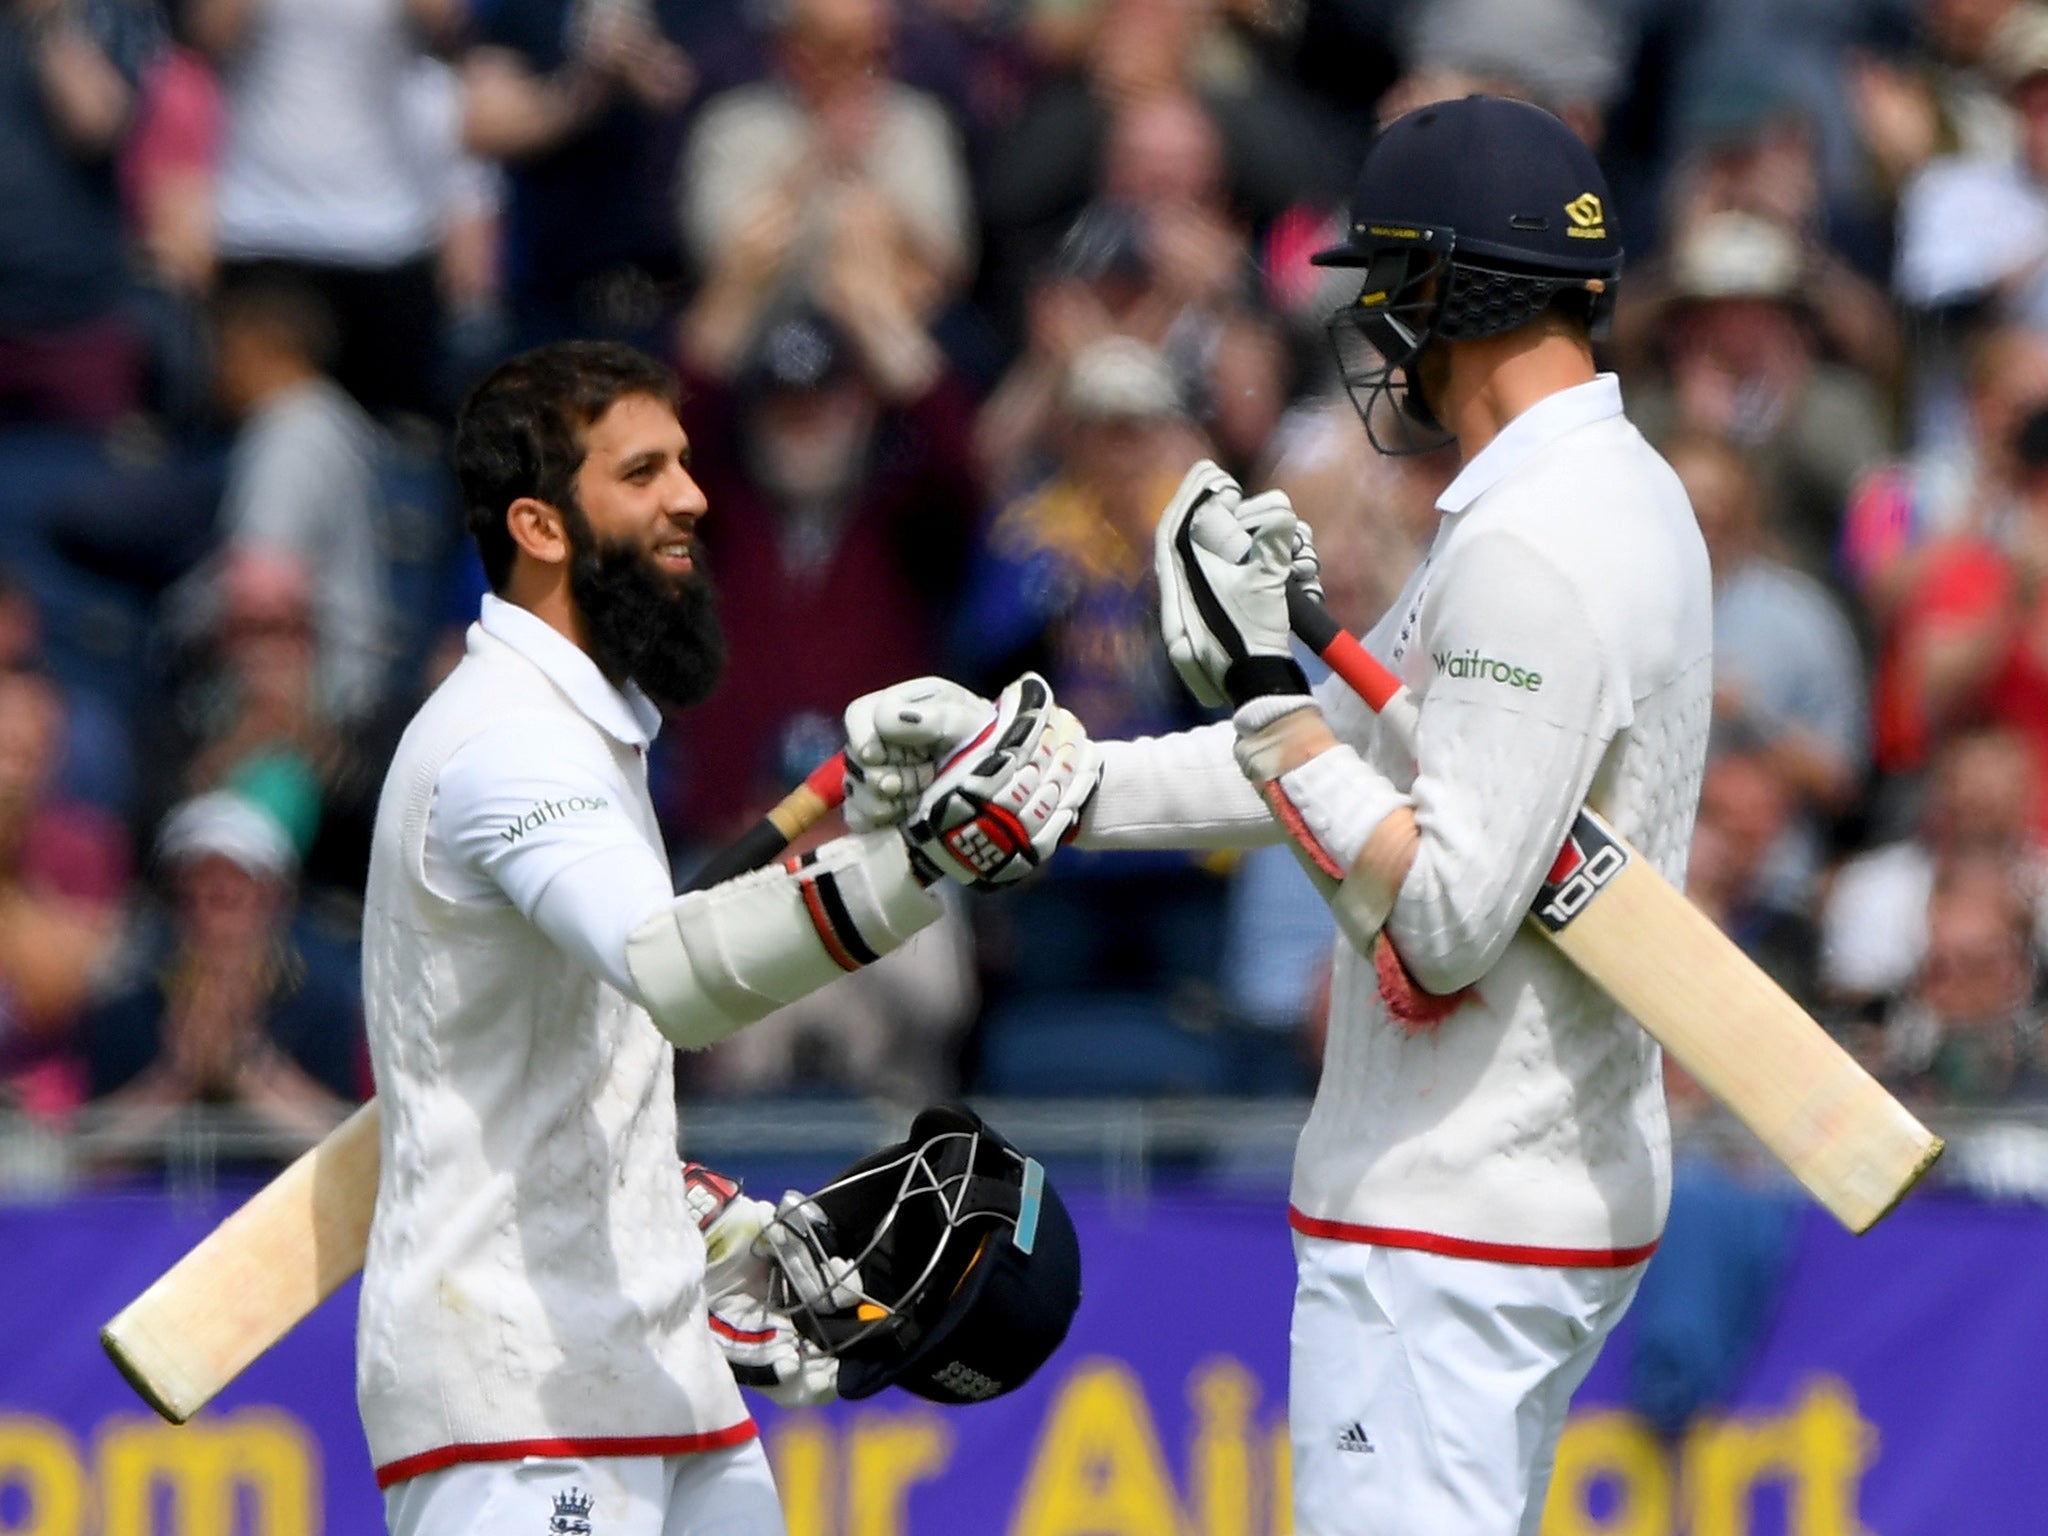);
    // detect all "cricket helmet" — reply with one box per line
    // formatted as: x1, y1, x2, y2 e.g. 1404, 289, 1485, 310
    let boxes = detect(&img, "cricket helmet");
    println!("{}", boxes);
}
768, 1104, 1081, 1404
1312, 94, 1623, 451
